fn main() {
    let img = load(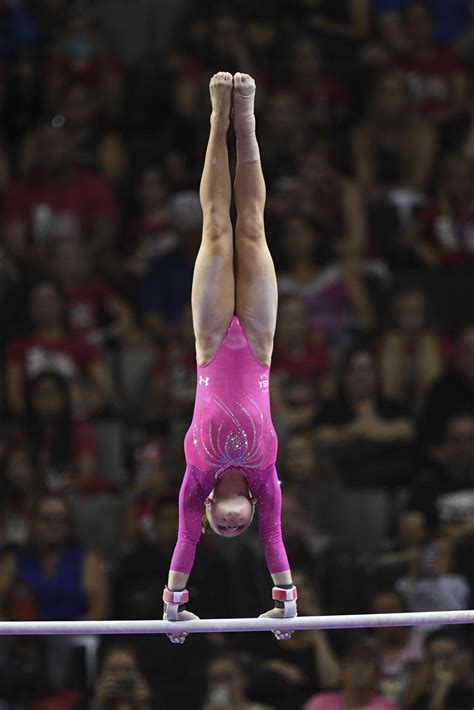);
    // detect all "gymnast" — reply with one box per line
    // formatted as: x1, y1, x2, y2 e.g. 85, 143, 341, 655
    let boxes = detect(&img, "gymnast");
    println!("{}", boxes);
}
163, 72, 297, 643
